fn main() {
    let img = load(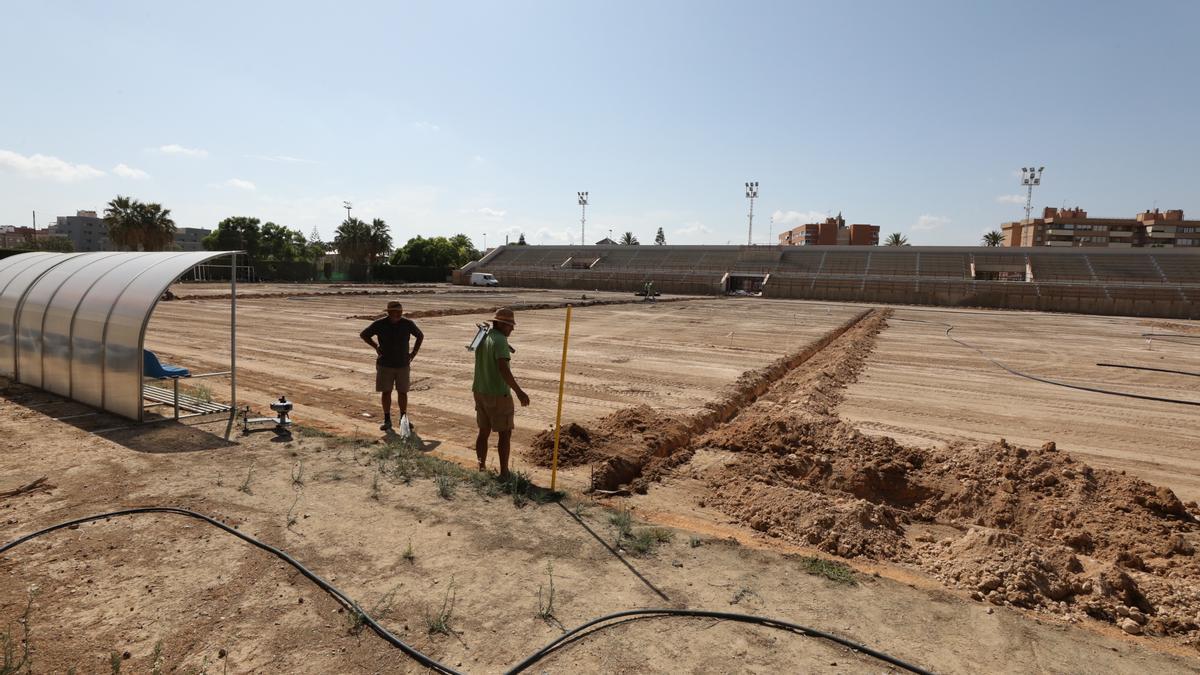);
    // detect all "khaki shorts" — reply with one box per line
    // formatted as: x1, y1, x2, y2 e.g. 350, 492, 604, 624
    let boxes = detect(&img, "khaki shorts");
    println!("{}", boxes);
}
474, 391, 515, 432
375, 366, 410, 393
